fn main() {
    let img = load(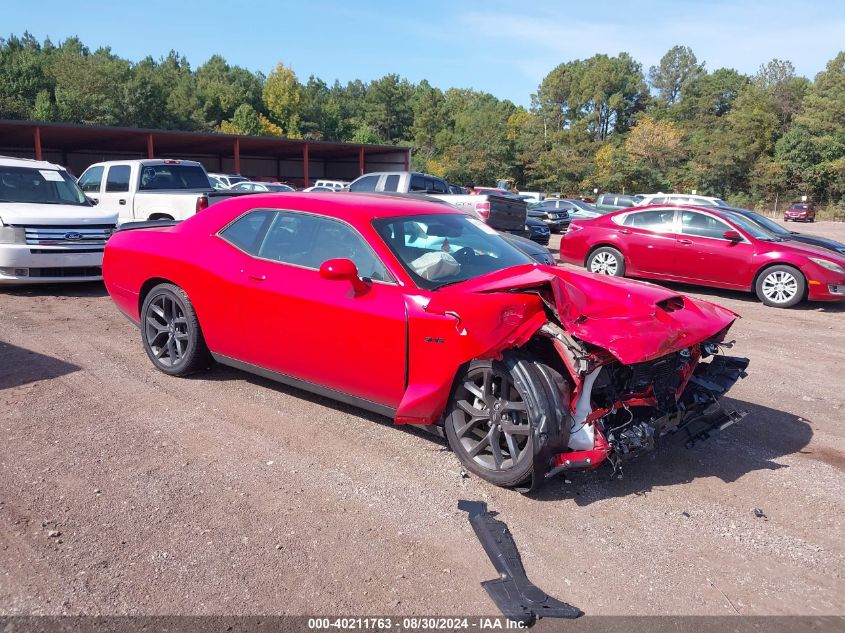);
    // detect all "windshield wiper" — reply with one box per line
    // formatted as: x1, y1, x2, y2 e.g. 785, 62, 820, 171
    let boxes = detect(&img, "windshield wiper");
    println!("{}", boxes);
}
435, 279, 467, 290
